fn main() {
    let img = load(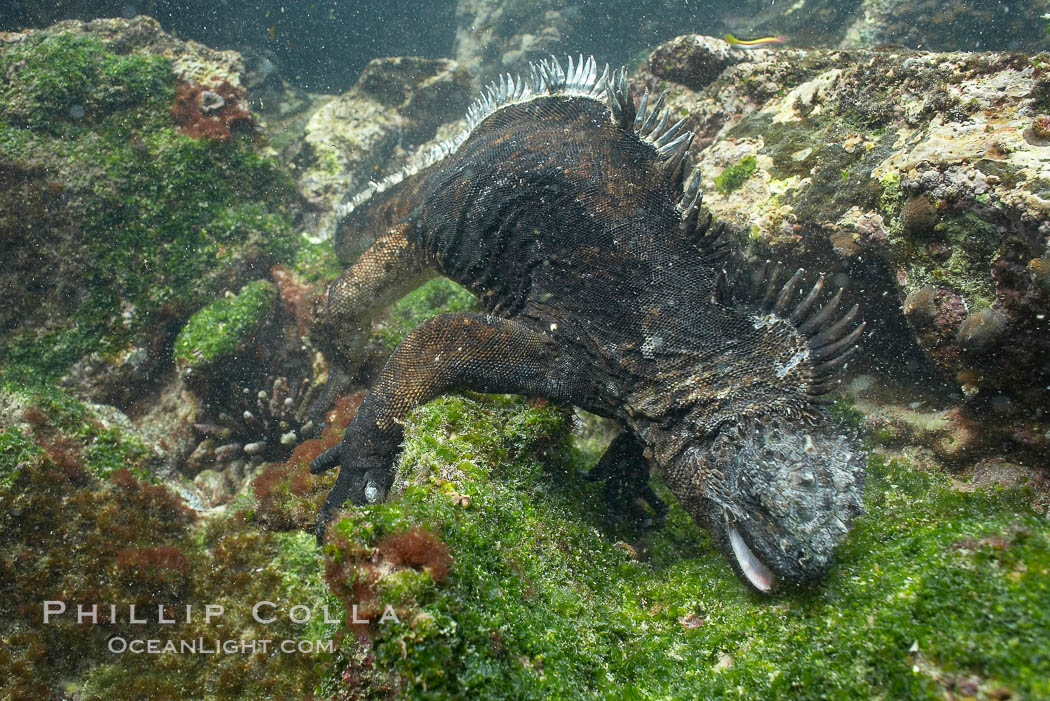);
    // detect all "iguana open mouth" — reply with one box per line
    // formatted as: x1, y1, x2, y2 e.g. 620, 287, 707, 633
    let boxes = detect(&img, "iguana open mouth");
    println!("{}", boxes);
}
729, 524, 777, 593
